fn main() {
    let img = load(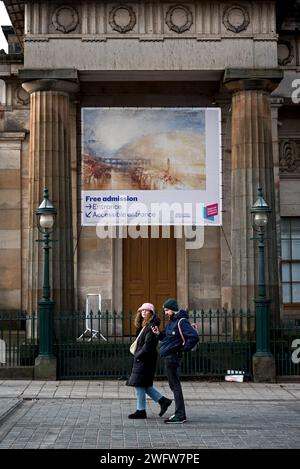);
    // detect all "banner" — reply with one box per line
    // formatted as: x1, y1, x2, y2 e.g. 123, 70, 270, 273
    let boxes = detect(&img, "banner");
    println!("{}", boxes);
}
81, 107, 222, 226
